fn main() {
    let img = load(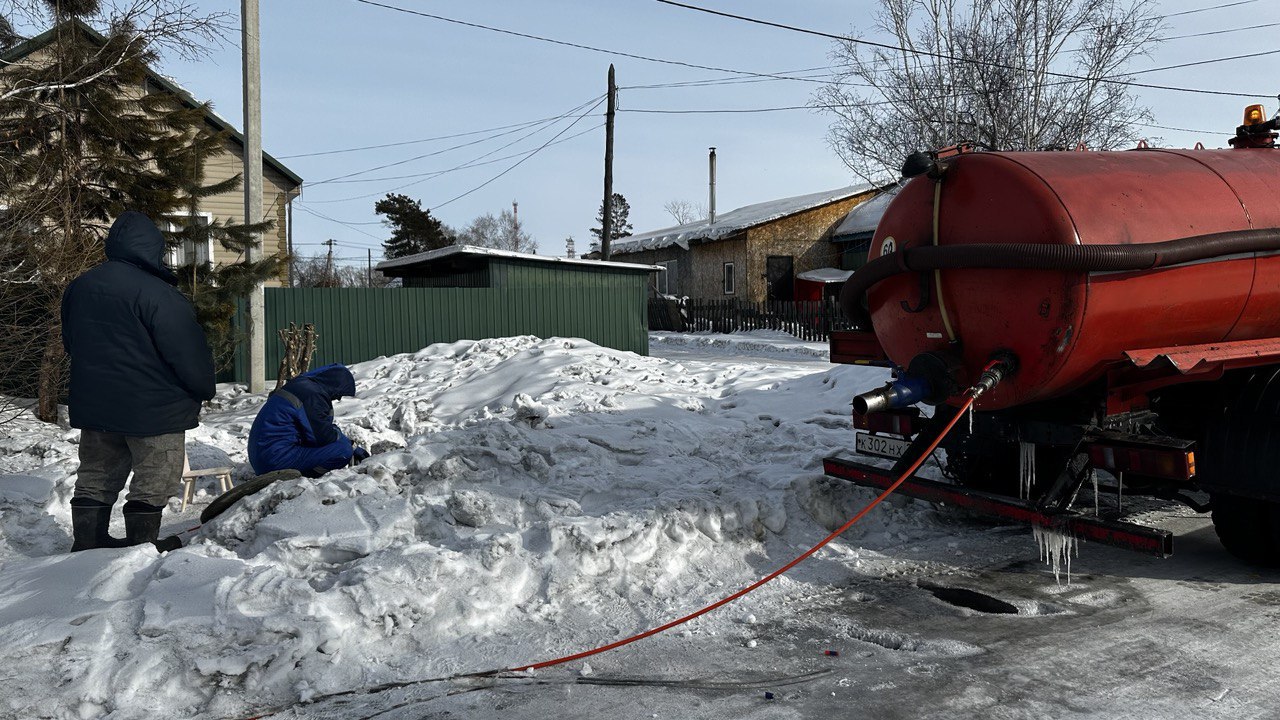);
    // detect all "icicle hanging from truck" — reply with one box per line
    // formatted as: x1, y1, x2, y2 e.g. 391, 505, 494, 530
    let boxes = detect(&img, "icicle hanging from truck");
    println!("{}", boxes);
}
1019, 442, 1036, 500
